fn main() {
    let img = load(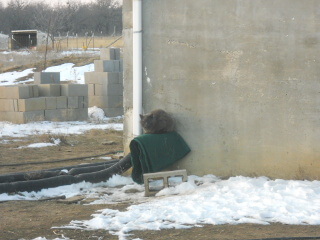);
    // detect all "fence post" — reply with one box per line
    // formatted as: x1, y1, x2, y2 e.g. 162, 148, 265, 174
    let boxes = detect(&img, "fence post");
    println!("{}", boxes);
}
67, 32, 69, 50
93, 33, 94, 50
